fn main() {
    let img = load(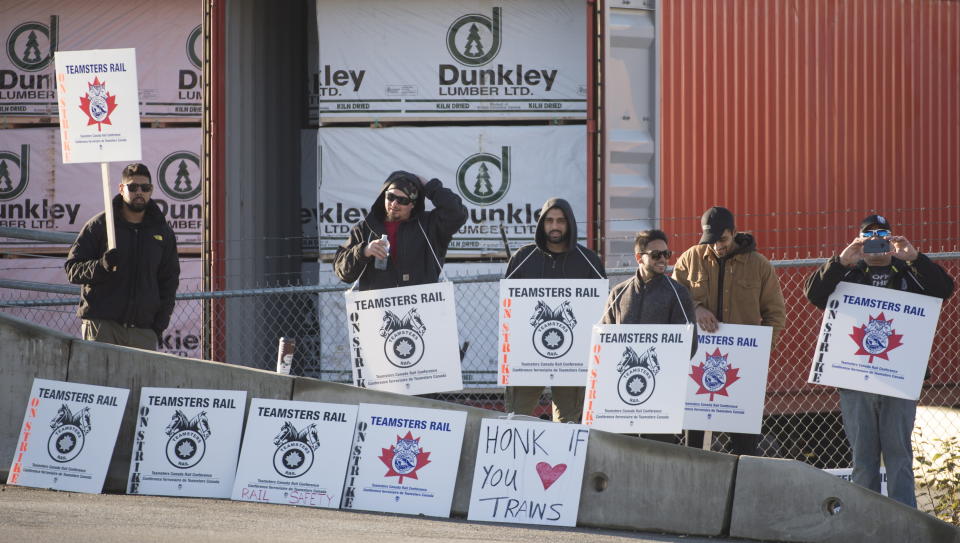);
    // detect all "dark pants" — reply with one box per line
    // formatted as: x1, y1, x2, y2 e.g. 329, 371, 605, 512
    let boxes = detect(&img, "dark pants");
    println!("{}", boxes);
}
82, 319, 157, 350
687, 430, 760, 455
